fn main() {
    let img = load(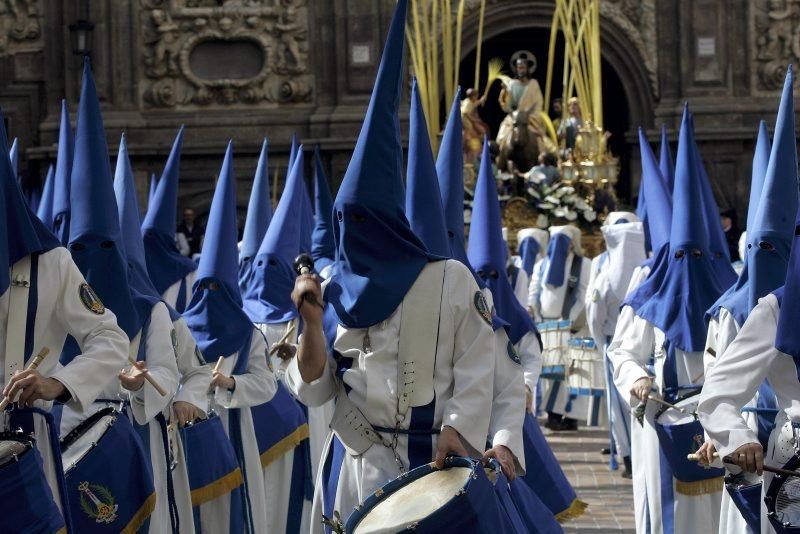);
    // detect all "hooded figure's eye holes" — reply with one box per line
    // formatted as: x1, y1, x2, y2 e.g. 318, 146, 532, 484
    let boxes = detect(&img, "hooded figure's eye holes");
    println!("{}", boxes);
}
208, 281, 220, 291
691, 249, 703, 258
490, 271, 499, 279
674, 250, 685, 259
759, 241, 775, 251
268, 259, 277, 266
476, 270, 486, 278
